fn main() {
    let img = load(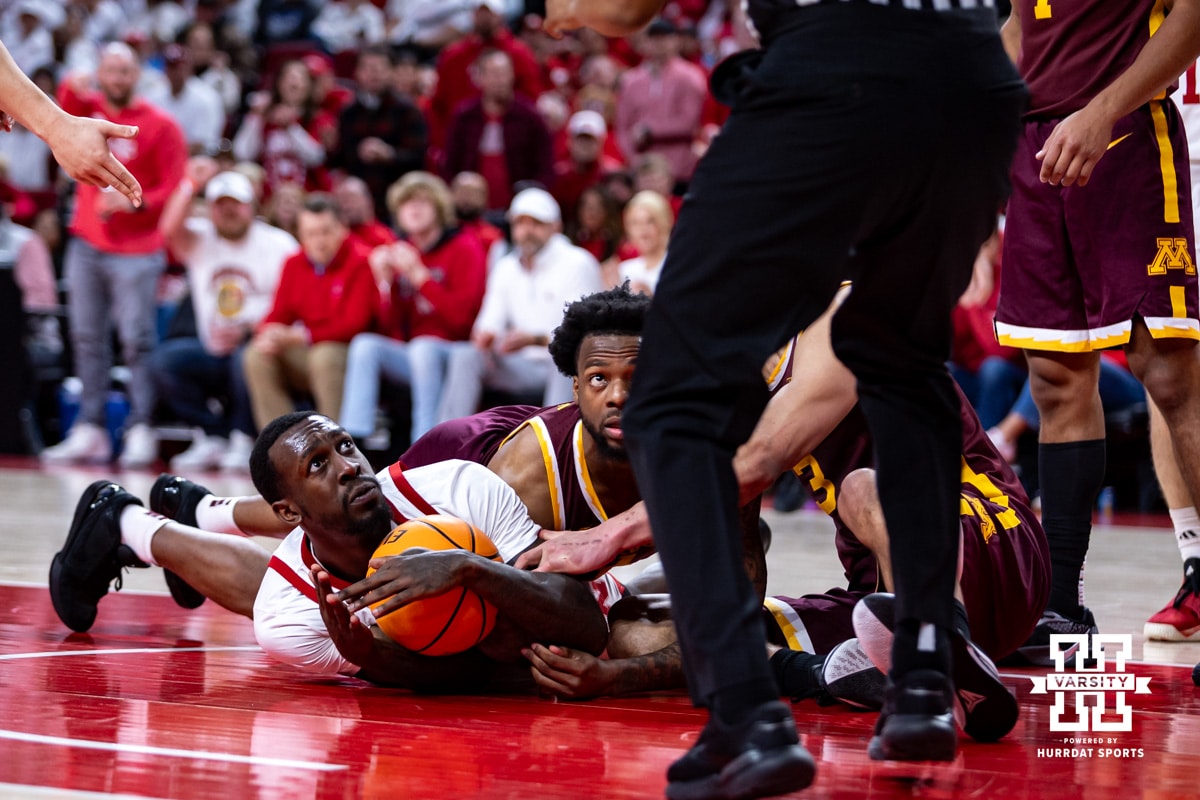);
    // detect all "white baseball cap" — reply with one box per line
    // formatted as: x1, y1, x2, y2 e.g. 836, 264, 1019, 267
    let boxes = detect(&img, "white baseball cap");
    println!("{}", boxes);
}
205, 171, 255, 204
508, 188, 561, 224
567, 110, 607, 139
475, 0, 506, 13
